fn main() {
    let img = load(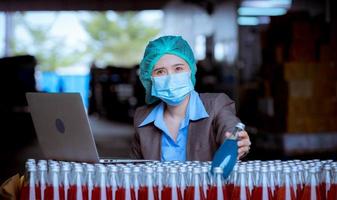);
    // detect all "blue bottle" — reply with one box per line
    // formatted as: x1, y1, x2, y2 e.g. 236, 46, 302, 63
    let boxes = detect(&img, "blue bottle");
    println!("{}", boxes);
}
211, 122, 245, 179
